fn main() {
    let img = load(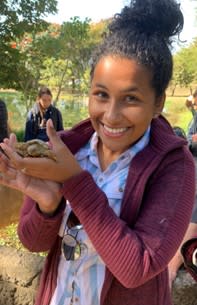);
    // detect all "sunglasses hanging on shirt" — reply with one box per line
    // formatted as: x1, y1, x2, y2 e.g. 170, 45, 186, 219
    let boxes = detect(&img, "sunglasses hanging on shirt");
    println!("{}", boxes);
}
61, 211, 87, 261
